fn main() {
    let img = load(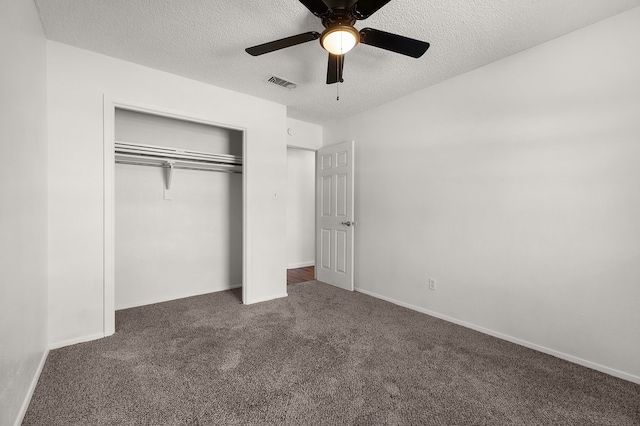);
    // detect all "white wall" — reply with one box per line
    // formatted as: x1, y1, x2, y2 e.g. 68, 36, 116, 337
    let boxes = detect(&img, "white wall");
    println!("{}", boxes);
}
287, 118, 323, 150
0, 0, 49, 424
287, 149, 316, 268
115, 109, 243, 155
324, 7, 640, 382
115, 110, 242, 310
47, 41, 288, 347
